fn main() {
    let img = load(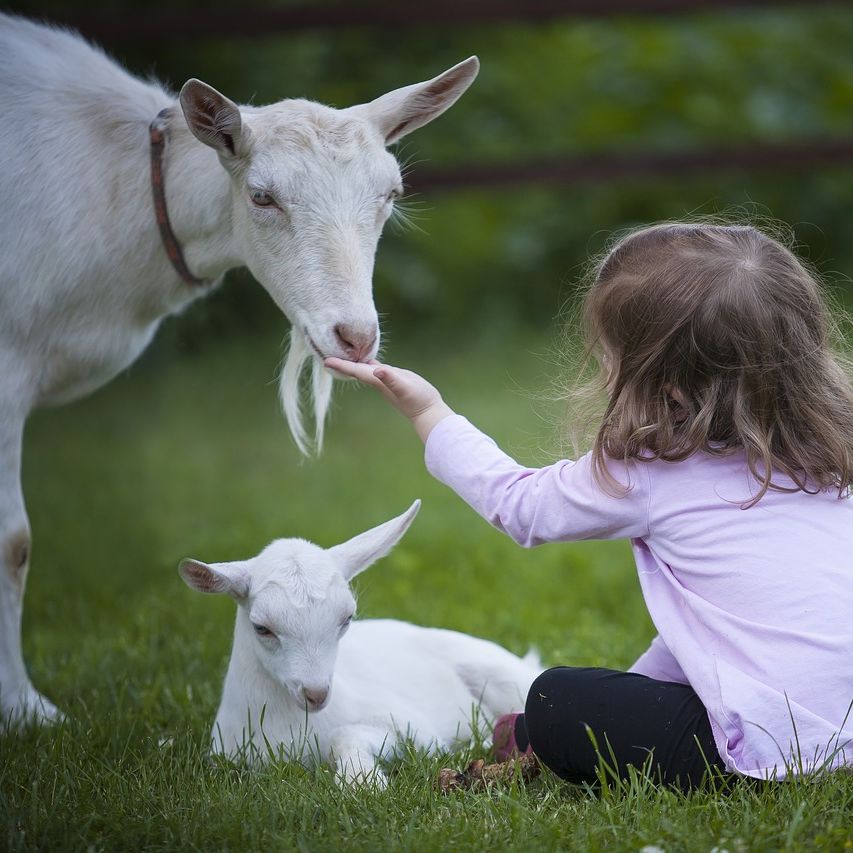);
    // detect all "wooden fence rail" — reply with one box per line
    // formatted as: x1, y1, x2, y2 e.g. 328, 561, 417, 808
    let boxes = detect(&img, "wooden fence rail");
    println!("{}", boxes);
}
32, 0, 844, 44
406, 138, 853, 193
